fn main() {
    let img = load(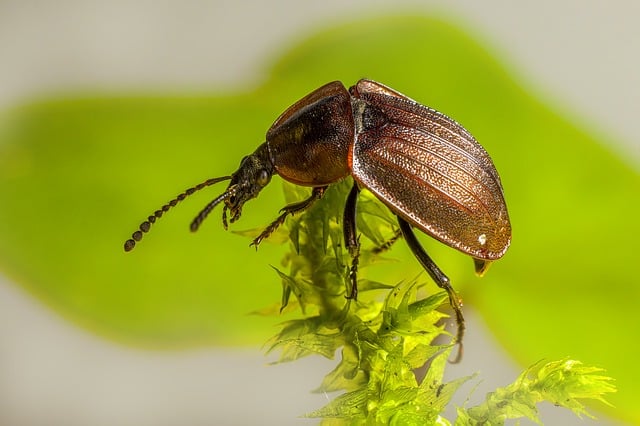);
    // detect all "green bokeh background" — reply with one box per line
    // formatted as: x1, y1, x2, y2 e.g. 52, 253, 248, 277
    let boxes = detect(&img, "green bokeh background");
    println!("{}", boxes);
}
0, 15, 637, 423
